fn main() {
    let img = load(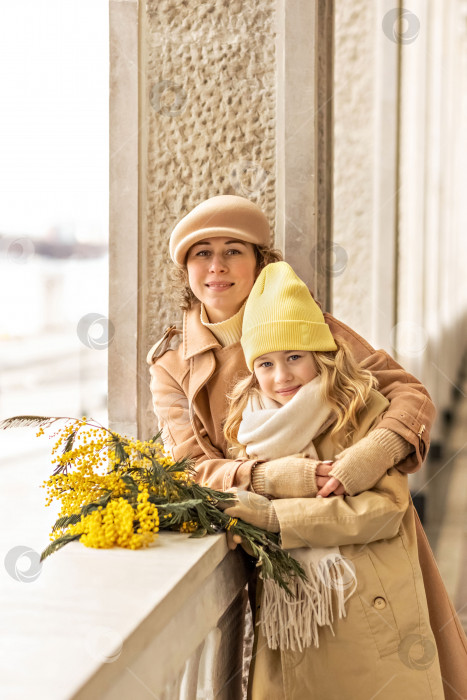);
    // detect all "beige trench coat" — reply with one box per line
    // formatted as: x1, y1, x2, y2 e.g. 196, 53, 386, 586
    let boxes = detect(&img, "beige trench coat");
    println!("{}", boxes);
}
248, 392, 445, 700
